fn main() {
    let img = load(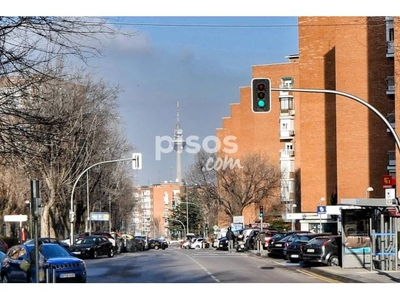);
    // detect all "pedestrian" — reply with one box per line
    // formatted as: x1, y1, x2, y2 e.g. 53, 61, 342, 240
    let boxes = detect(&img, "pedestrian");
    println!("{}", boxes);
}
226, 227, 235, 253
